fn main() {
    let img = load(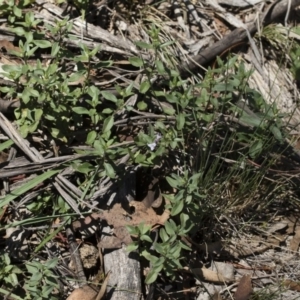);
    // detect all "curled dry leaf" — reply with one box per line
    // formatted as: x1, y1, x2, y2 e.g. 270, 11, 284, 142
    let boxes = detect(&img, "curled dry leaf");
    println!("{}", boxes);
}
73, 200, 170, 248
234, 275, 252, 300
67, 285, 98, 300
